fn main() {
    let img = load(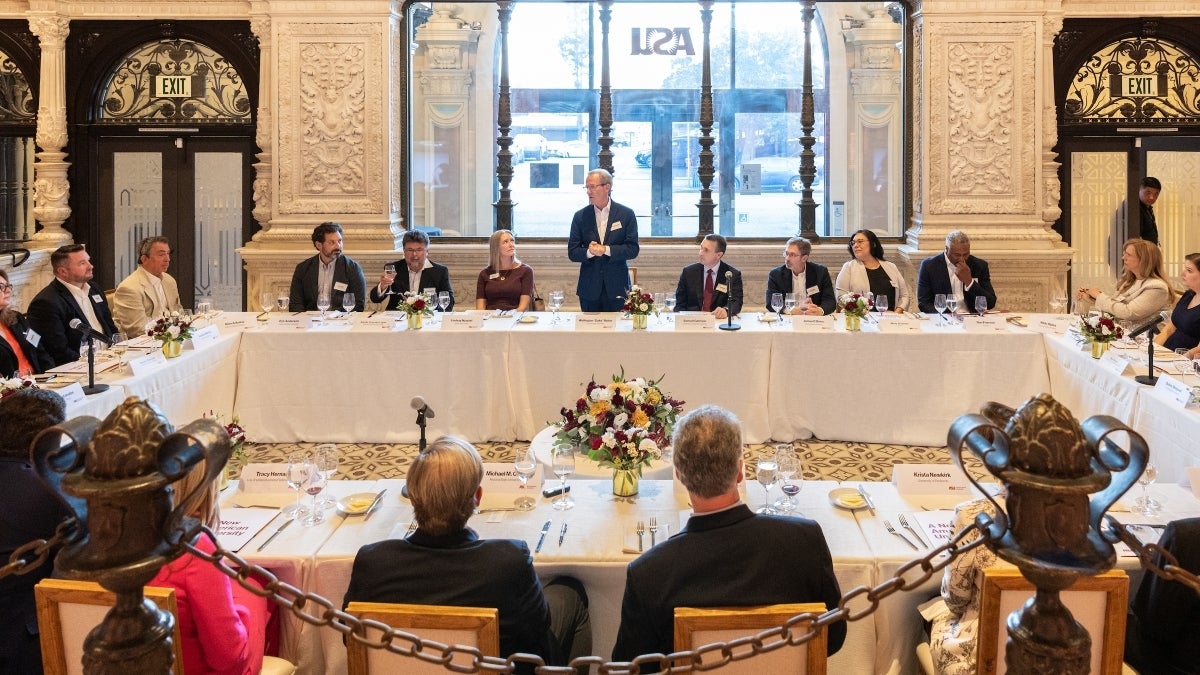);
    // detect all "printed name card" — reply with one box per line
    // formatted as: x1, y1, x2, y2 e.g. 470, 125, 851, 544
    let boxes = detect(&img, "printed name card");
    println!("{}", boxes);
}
892, 463, 973, 497
574, 314, 617, 330
1096, 349, 1133, 376
962, 316, 1008, 333
442, 313, 484, 331
128, 350, 169, 376
877, 314, 920, 333
1028, 316, 1073, 335
792, 315, 834, 332
271, 316, 307, 330
353, 316, 398, 331
674, 313, 715, 331
186, 324, 221, 351
238, 463, 292, 493
1153, 373, 1195, 409
213, 316, 250, 334
480, 462, 544, 508
57, 381, 88, 405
